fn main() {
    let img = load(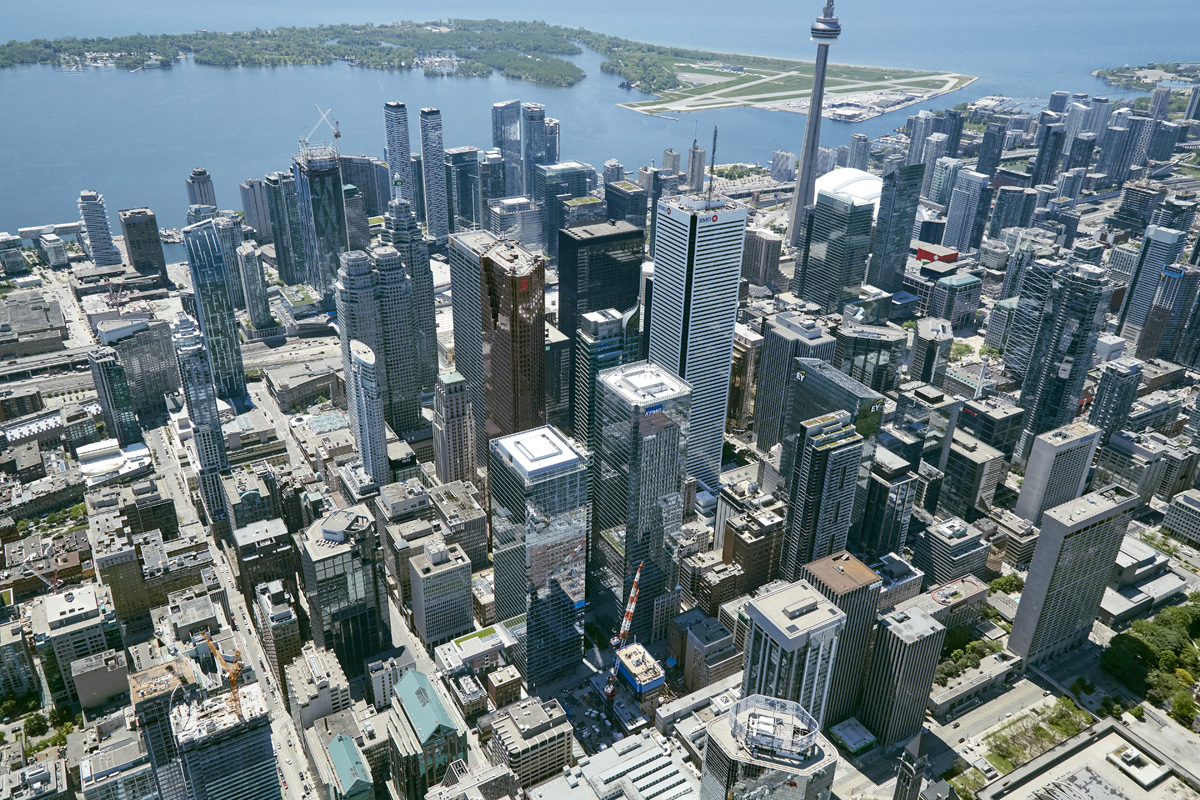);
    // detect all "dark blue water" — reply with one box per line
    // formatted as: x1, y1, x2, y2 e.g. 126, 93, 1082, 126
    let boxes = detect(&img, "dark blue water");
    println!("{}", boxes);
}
1, 0, 1195, 231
